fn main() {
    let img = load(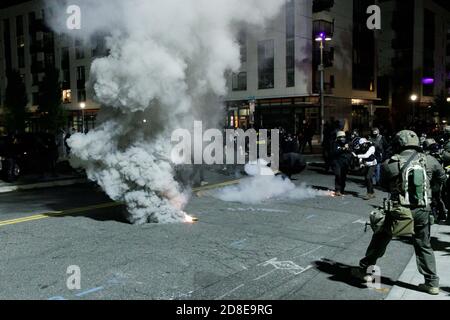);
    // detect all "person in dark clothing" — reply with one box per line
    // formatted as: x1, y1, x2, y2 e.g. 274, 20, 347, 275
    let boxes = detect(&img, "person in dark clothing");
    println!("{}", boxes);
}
300, 122, 314, 154
369, 128, 388, 185
281, 133, 300, 154
331, 131, 352, 196
64, 128, 76, 156
353, 138, 378, 200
